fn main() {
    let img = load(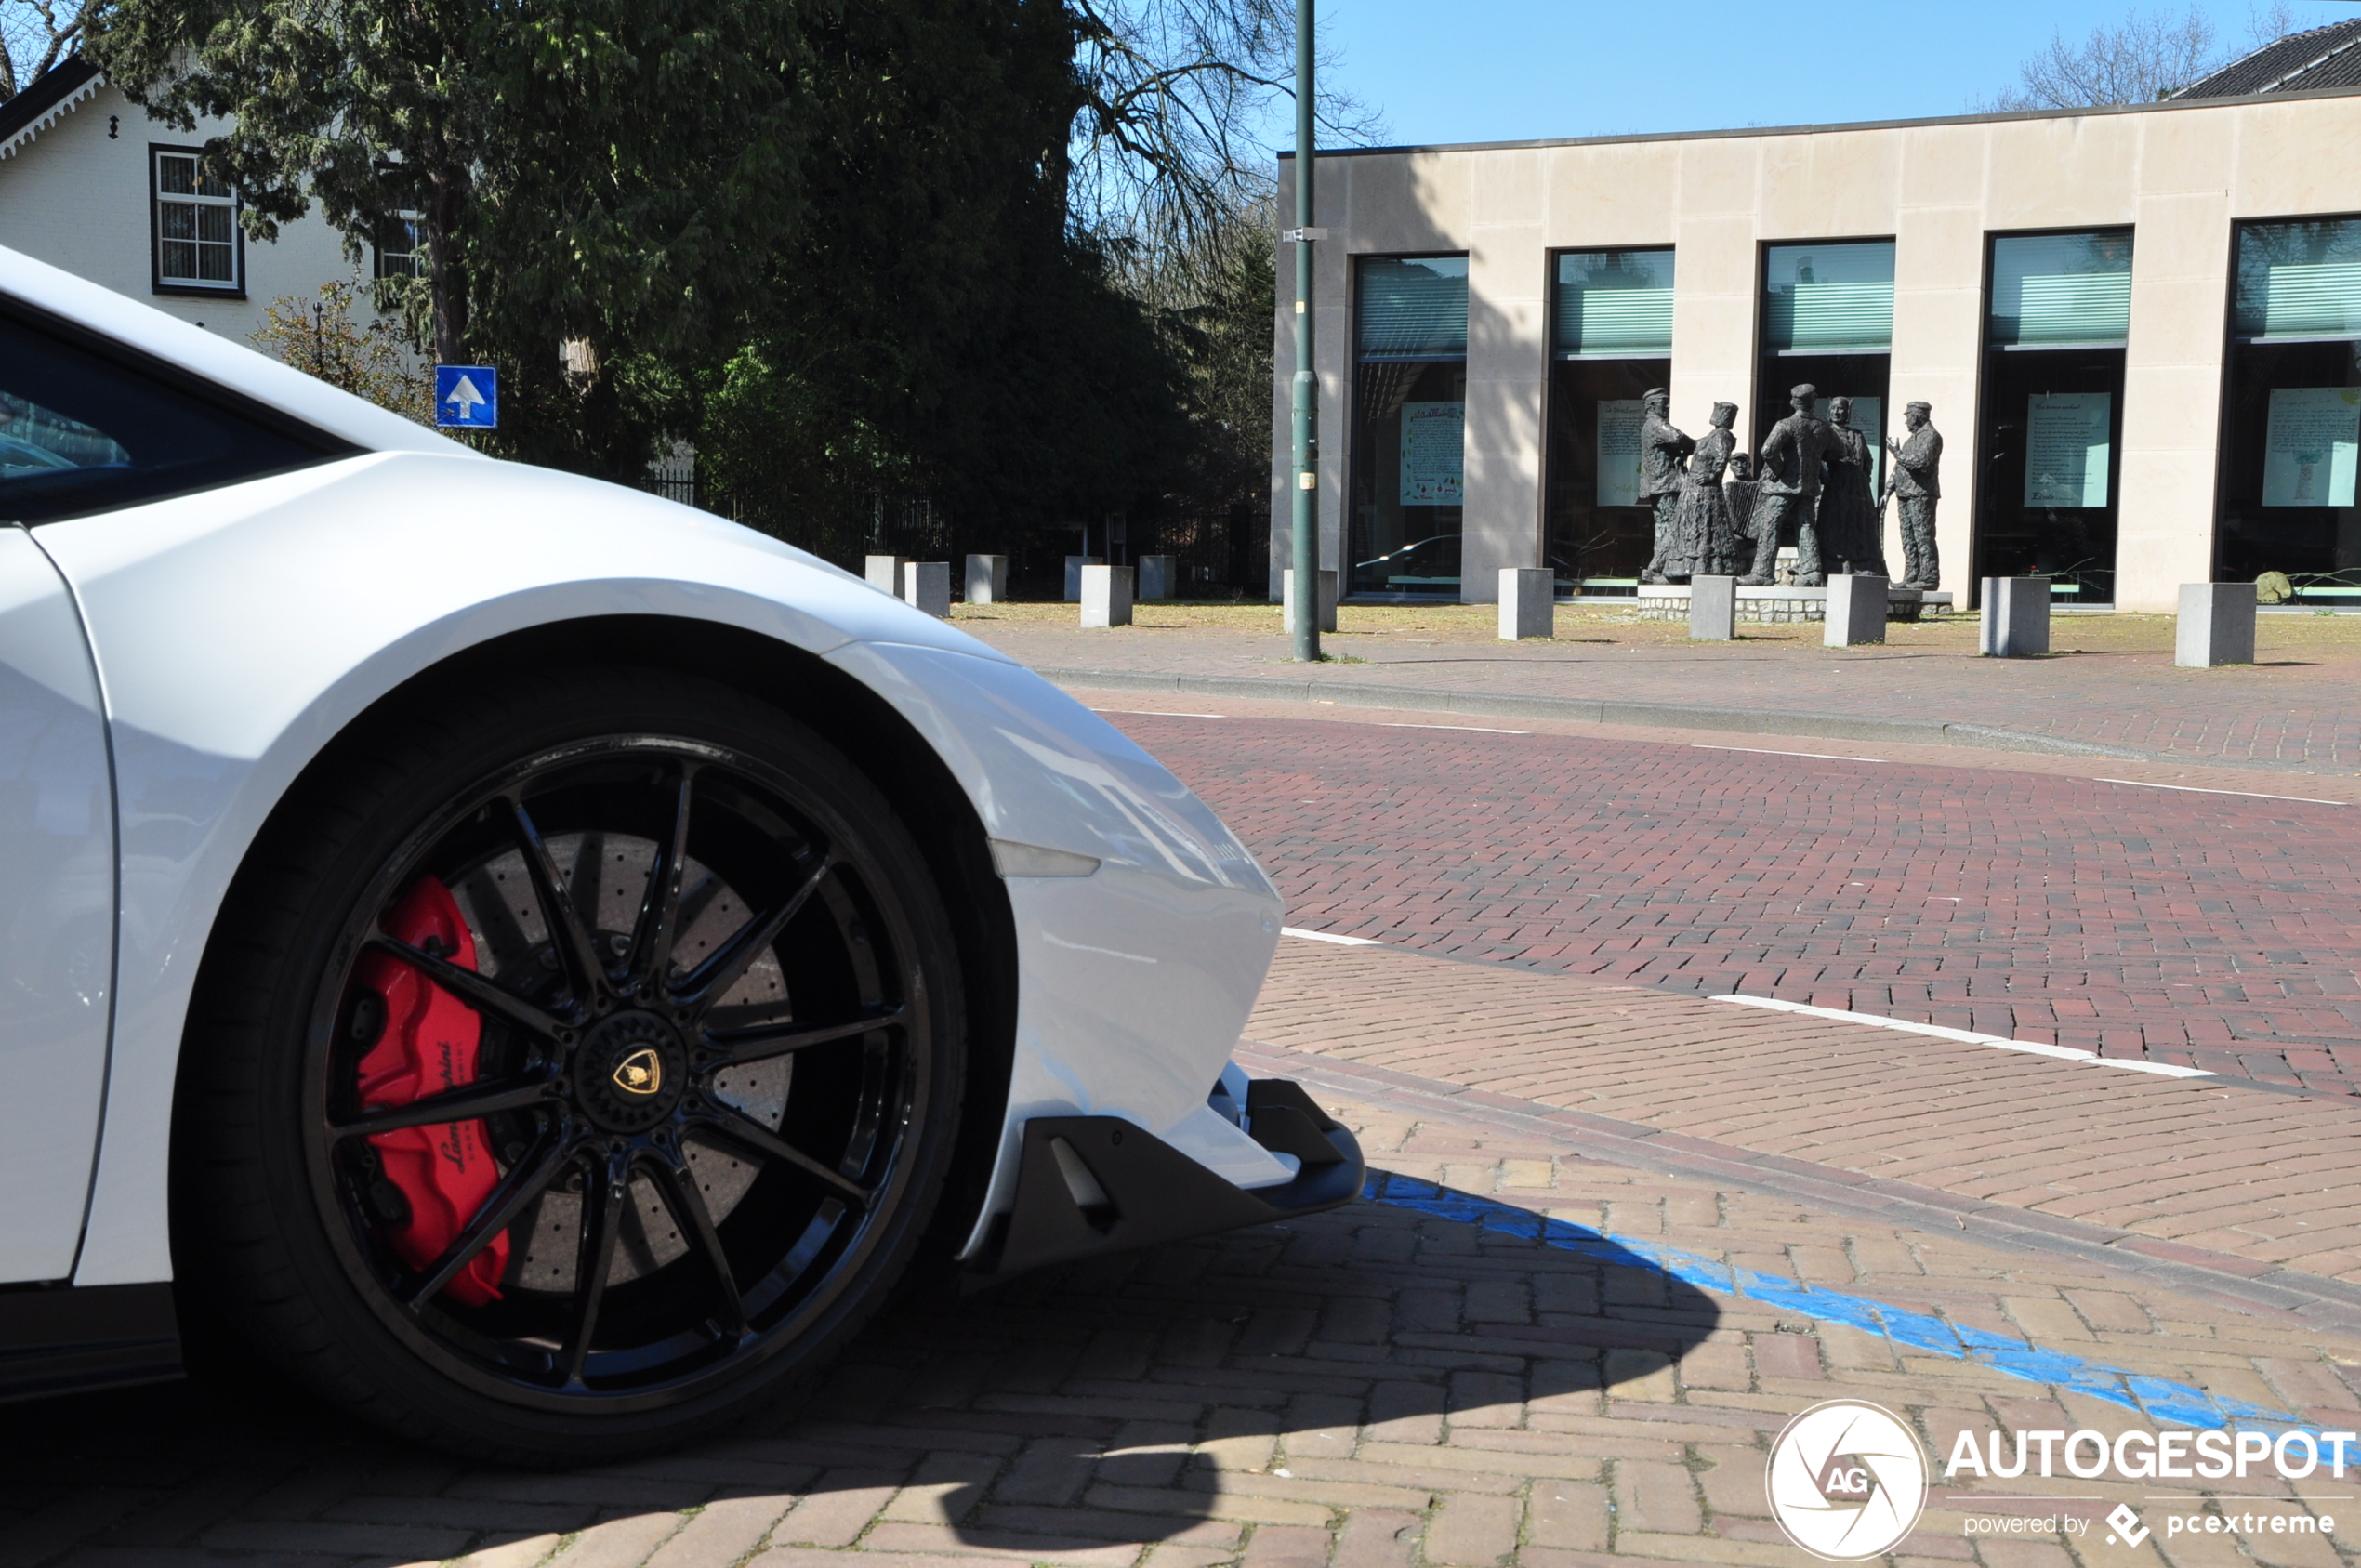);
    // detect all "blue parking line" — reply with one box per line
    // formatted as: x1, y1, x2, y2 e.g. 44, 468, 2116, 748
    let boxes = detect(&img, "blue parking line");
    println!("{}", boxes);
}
1367, 1173, 2306, 1434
